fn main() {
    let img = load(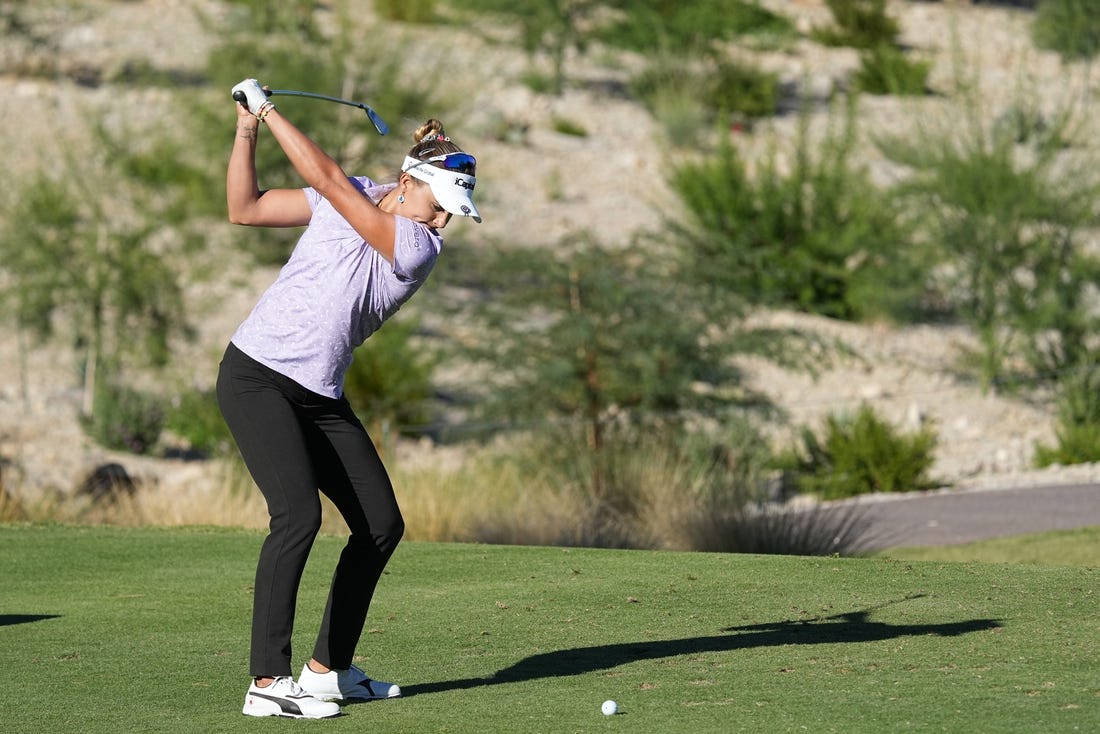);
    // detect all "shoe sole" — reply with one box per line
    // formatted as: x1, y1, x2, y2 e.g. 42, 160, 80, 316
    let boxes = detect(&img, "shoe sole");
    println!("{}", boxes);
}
312, 692, 401, 703
243, 696, 341, 719
243, 706, 340, 719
